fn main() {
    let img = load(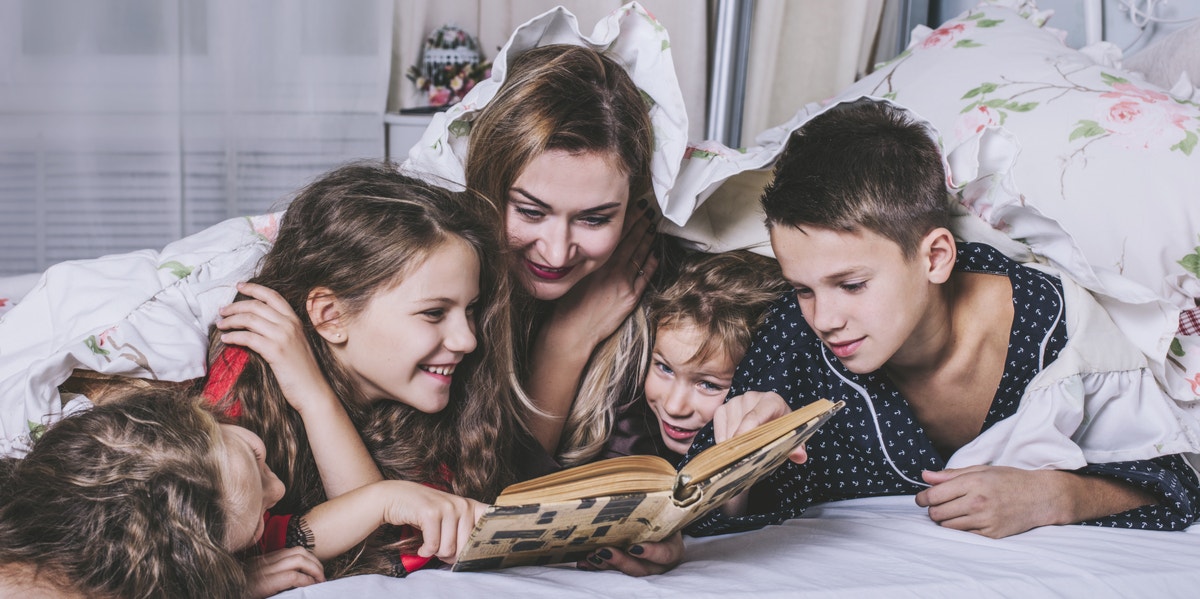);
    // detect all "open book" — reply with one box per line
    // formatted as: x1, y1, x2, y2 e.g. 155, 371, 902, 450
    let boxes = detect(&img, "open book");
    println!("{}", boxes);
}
452, 398, 844, 571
